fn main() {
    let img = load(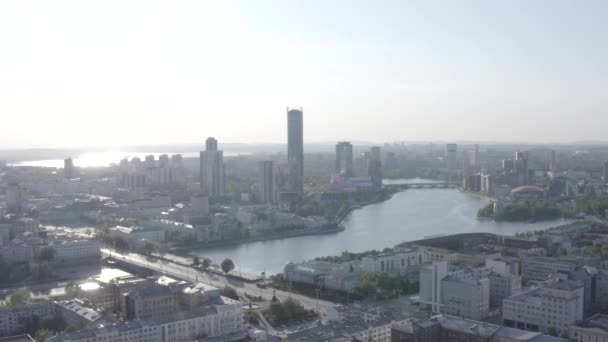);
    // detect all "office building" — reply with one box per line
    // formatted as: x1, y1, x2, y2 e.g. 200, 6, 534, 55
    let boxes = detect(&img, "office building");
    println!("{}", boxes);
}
64, 158, 75, 179
440, 270, 490, 320
502, 280, 584, 335
549, 150, 557, 173
368, 146, 383, 190
287, 107, 304, 194
521, 256, 580, 281
446, 144, 458, 171
487, 271, 521, 308
603, 160, 608, 185
515, 151, 530, 186
336, 142, 354, 177
257, 160, 274, 204
467, 144, 480, 171
502, 159, 515, 172
200, 137, 226, 197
